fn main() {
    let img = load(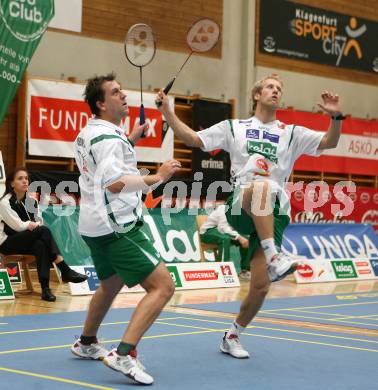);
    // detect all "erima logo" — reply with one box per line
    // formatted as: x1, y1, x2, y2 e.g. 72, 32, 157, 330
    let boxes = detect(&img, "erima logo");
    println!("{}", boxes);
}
247, 141, 278, 163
